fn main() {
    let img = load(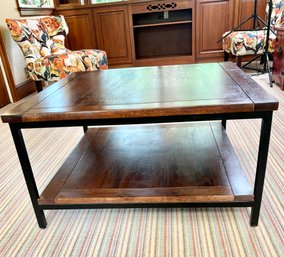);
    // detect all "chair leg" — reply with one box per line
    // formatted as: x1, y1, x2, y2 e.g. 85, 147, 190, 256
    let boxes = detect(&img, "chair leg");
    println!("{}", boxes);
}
236, 56, 242, 68
224, 51, 229, 62
35, 81, 43, 92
